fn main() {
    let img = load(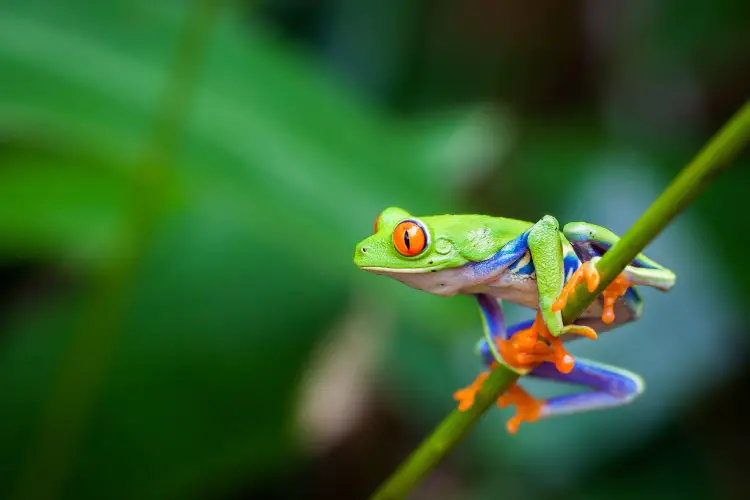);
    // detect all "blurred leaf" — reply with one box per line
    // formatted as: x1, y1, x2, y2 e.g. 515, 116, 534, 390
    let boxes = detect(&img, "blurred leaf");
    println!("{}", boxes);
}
400, 105, 516, 192
0, 0, 492, 498
648, 0, 750, 67
0, 145, 129, 262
